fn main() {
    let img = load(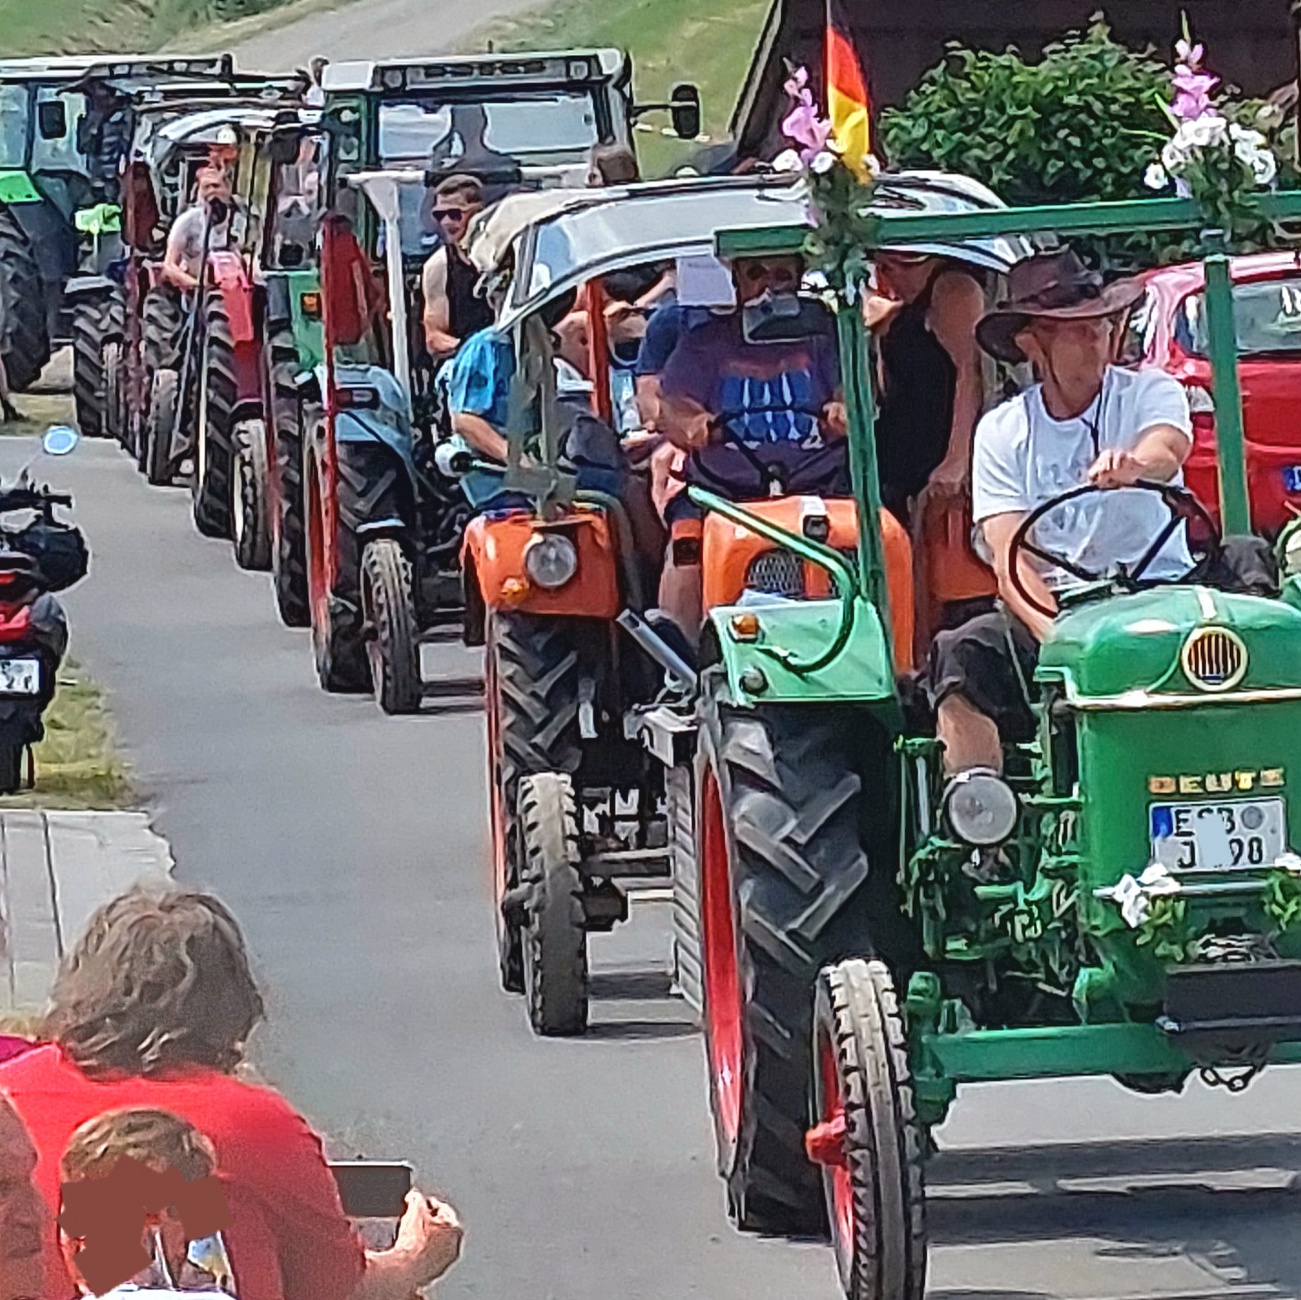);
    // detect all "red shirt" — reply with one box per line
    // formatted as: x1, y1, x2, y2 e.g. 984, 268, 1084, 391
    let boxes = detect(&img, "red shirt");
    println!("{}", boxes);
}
0, 1044, 364, 1300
